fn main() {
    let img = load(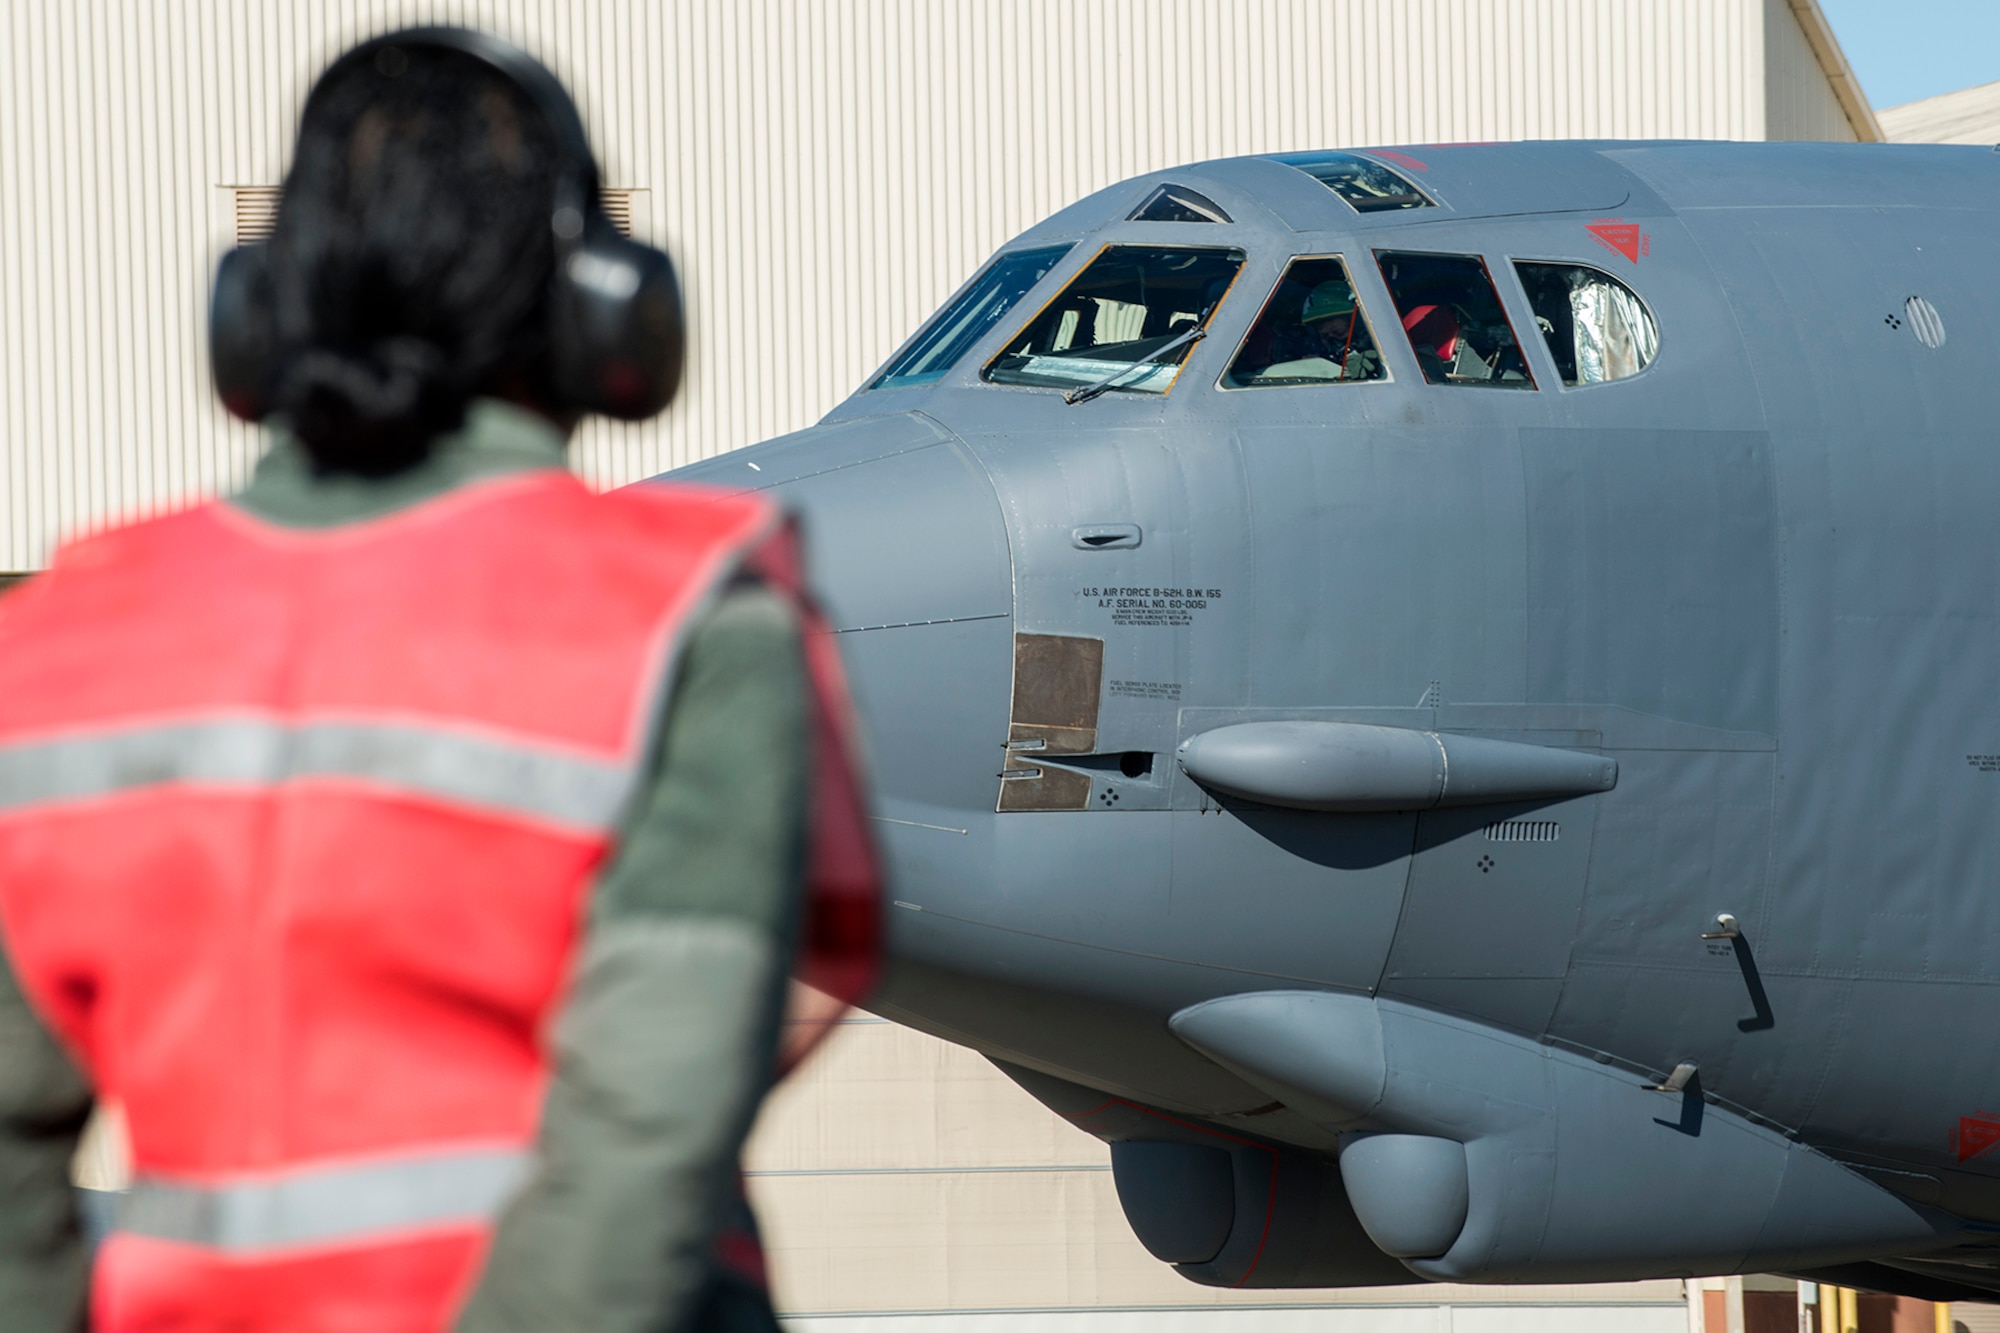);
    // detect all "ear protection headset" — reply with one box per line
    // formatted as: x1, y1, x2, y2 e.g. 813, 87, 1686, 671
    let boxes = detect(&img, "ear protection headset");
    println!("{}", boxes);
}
211, 27, 684, 423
